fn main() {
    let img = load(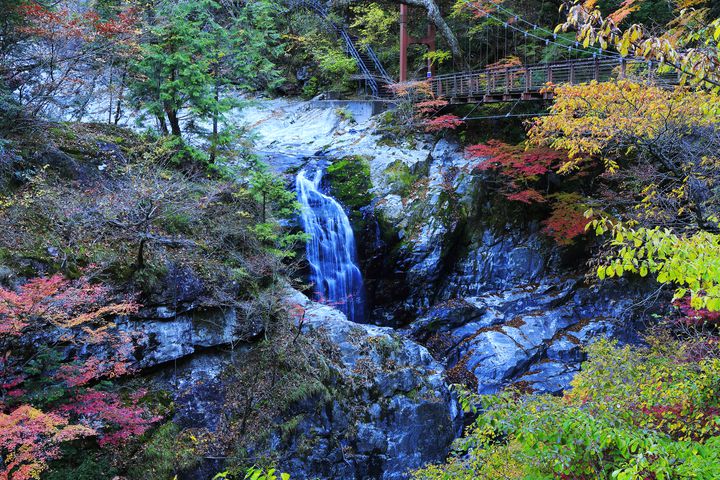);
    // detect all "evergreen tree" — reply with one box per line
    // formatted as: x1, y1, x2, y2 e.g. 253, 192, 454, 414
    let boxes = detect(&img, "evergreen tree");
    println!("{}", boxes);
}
130, 0, 230, 138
